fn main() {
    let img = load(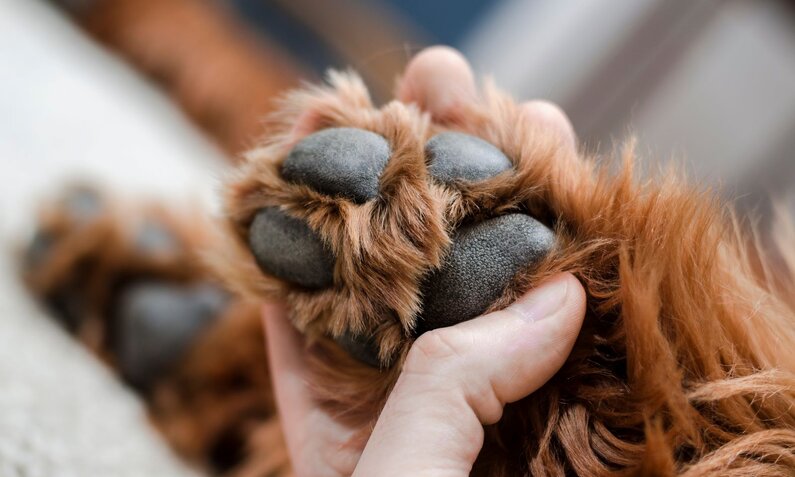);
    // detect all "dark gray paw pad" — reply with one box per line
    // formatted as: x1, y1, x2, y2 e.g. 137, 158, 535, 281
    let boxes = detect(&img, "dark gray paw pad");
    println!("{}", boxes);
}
25, 188, 103, 269
418, 214, 554, 333
135, 219, 179, 254
61, 186, 103, 221
282, 127, 391, 203
25, 230, 56, 269
249, 207, 335, 289
46, 285, 84, 333
426, 132, 512, 184
114, 282, 228, 390
334, 330, 381, 368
